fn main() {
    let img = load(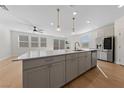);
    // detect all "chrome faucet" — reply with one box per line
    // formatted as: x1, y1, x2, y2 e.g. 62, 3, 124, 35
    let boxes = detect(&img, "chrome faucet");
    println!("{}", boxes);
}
74, 41, 81, 50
